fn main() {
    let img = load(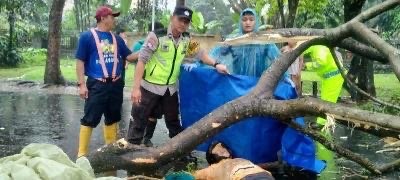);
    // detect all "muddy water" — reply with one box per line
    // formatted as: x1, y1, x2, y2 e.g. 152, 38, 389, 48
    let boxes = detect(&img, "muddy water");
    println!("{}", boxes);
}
0, 91, 170, 160
0, 91, 399, 179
